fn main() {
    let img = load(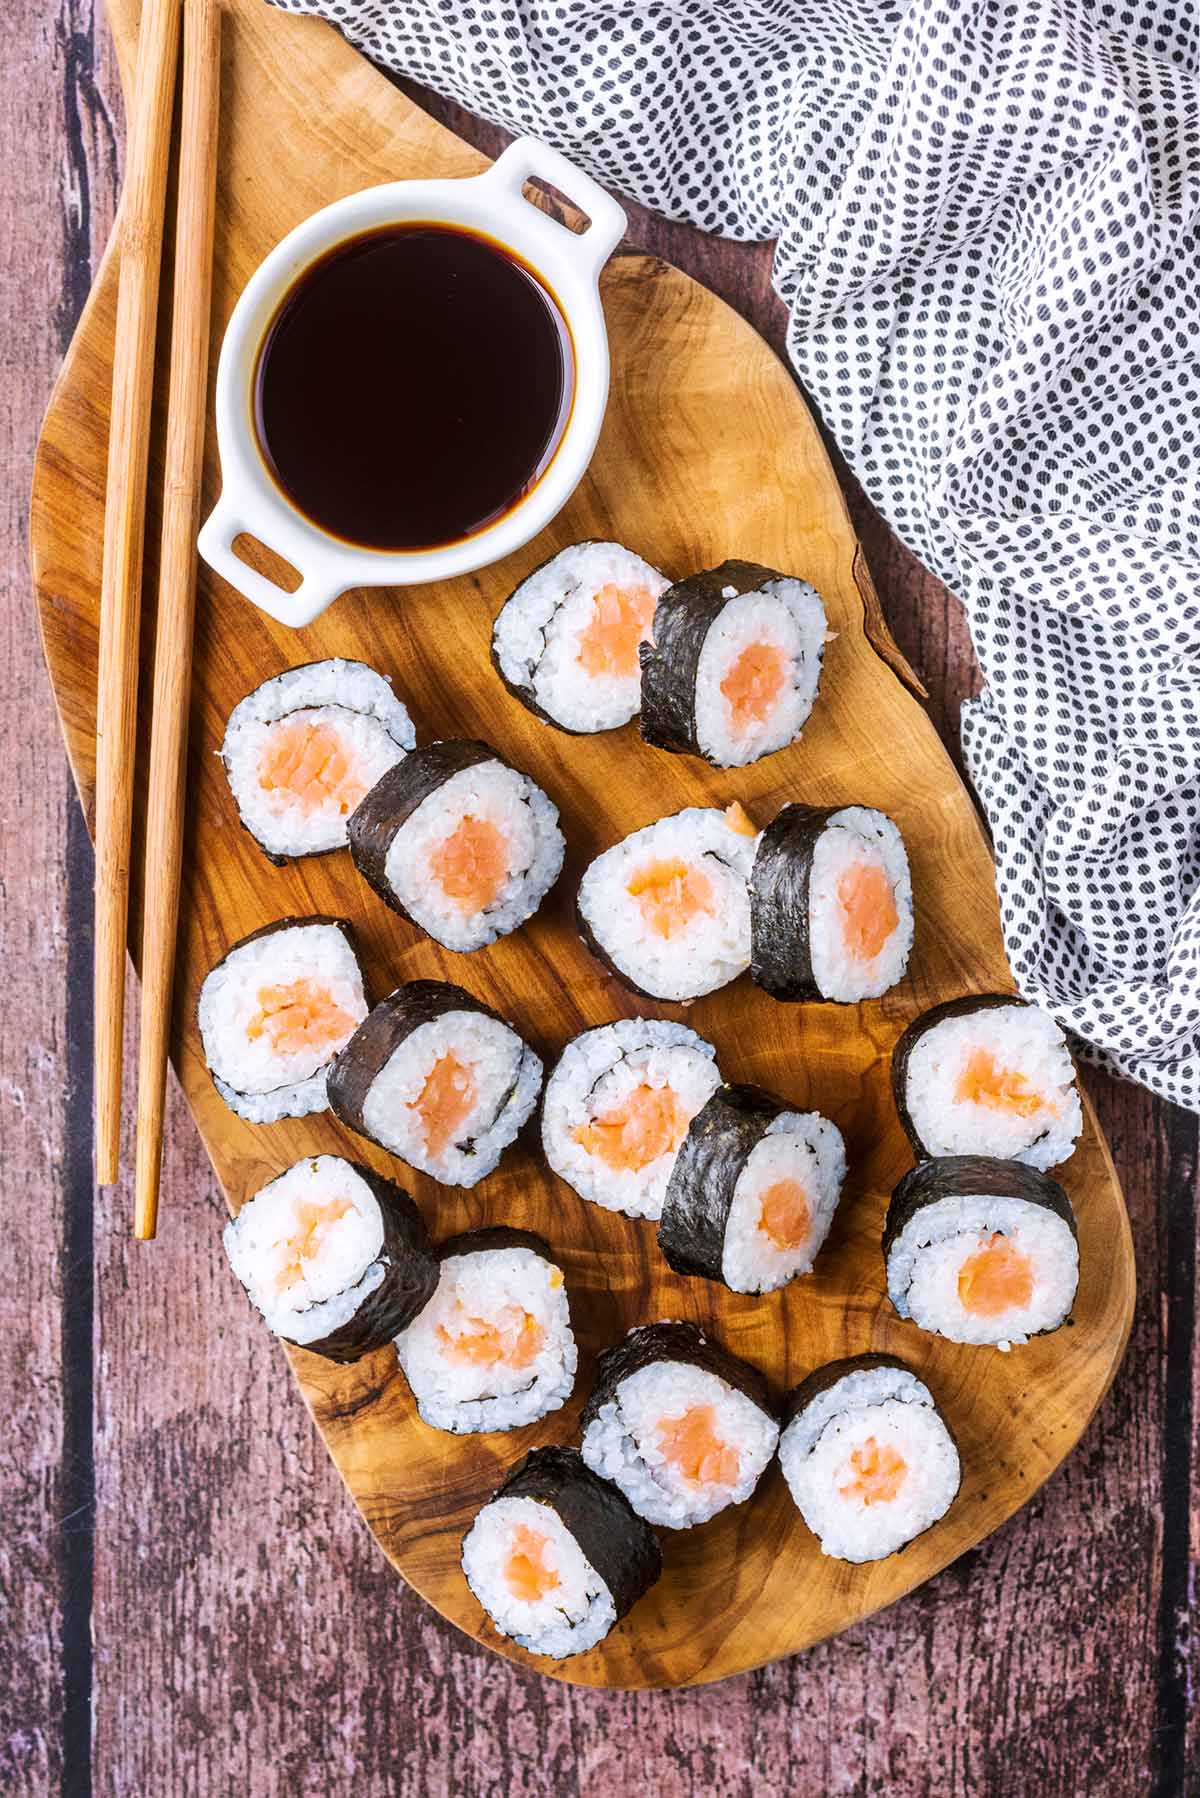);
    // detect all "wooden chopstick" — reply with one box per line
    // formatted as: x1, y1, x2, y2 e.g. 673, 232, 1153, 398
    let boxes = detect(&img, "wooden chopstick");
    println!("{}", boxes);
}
95, 0, 186, 1185
133, 0, 221, 1240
